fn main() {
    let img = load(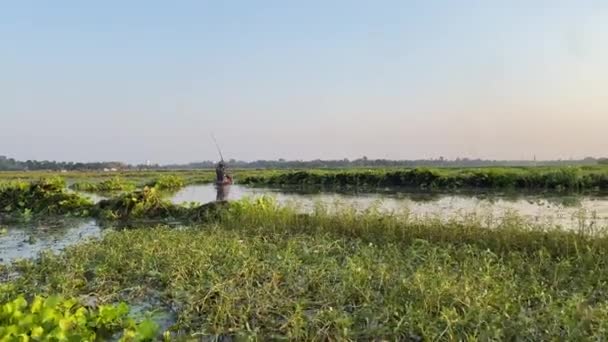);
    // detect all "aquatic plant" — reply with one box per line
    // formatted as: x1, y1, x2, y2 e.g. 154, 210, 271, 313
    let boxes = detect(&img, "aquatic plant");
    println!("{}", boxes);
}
0, 294, 159, 341
0, 178, 93, 221
149, 175, 185, 190
4, 166, 608, 192
1, 178, 228, 223
71, 177, 136, 192
94, 186, 229, 223
240, 167, 608, 191
2, 196, 608, 338
94, 186, 181, 221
